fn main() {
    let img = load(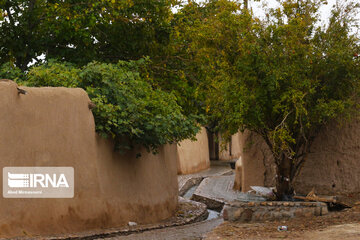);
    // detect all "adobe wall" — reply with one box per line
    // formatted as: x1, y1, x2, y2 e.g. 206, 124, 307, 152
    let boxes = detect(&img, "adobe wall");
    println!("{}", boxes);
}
239, 131, 275, 192
232, 131, 275, 192
293, 120, 360, 195
0, 80, 178, 238
219, 132, 243, 161
176, 127, 210, 175
234, 122, 360, 195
